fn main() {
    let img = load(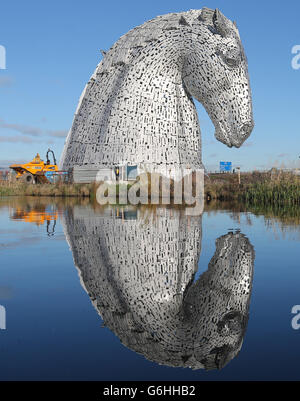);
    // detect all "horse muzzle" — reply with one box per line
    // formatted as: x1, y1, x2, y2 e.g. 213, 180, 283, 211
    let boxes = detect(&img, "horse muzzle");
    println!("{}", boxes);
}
215, 120, 254, 148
